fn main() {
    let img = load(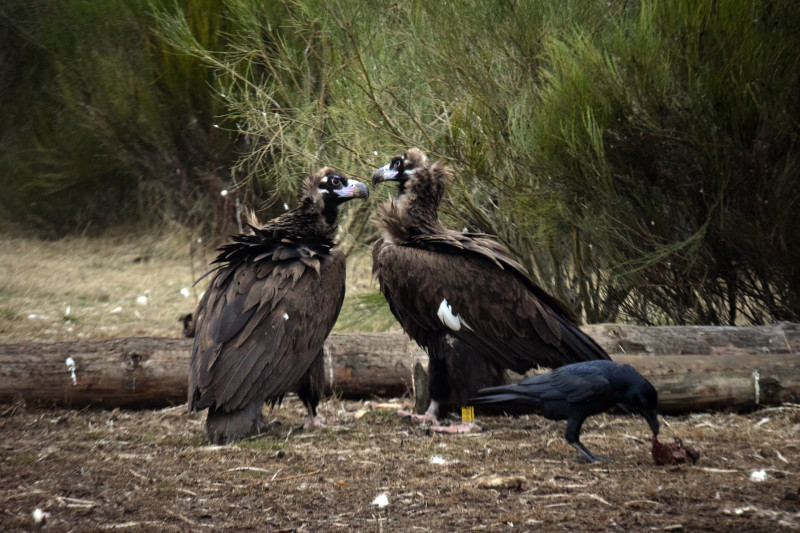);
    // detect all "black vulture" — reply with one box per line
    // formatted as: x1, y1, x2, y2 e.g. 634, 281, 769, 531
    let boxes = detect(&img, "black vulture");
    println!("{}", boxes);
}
189, 168, 368, 444
469, 360, 660, 462
371, 148, 610, 432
